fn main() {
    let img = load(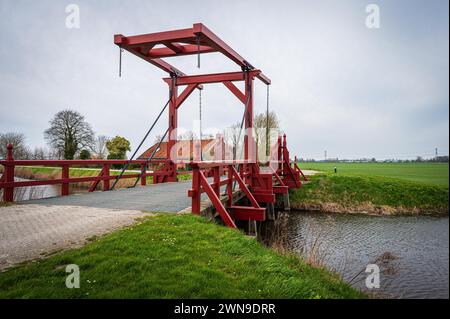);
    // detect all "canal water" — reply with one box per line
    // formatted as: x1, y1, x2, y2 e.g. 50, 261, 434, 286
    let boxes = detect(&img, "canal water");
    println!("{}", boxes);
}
4, 177, 85, 201
284, 212, 449, 299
